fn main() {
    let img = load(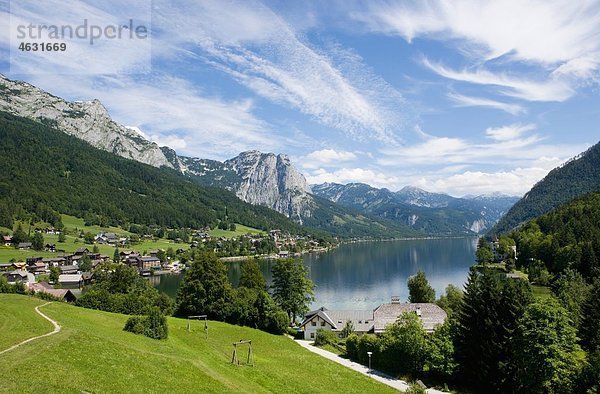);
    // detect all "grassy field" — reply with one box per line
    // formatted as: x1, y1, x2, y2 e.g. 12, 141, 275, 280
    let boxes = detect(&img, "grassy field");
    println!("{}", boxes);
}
0, 214, 190, 263
0, 294, 393, 393
0, 295, 53, 350
209, 223, 265, 239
